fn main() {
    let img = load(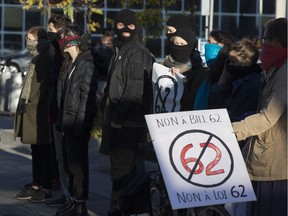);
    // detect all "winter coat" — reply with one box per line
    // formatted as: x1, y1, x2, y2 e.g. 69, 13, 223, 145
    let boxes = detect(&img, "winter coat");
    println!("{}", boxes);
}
57, 50, 99, 137
100, 38, 153, 153
180, 58, 209, 111
105, 37, 153, 128
14, 49, 53, 144
209, 64, 262, 122
232, 61, 287, 181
